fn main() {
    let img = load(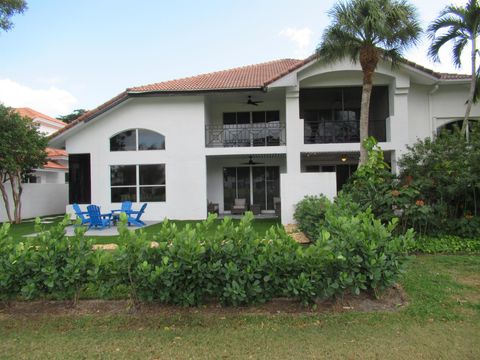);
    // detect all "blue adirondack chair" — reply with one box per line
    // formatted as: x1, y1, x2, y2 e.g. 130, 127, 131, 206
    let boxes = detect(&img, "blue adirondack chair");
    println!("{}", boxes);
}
87, 205, 112, 230
111, 201, 133, 223
126, 203, 147, 227
72, 203, 90, 225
